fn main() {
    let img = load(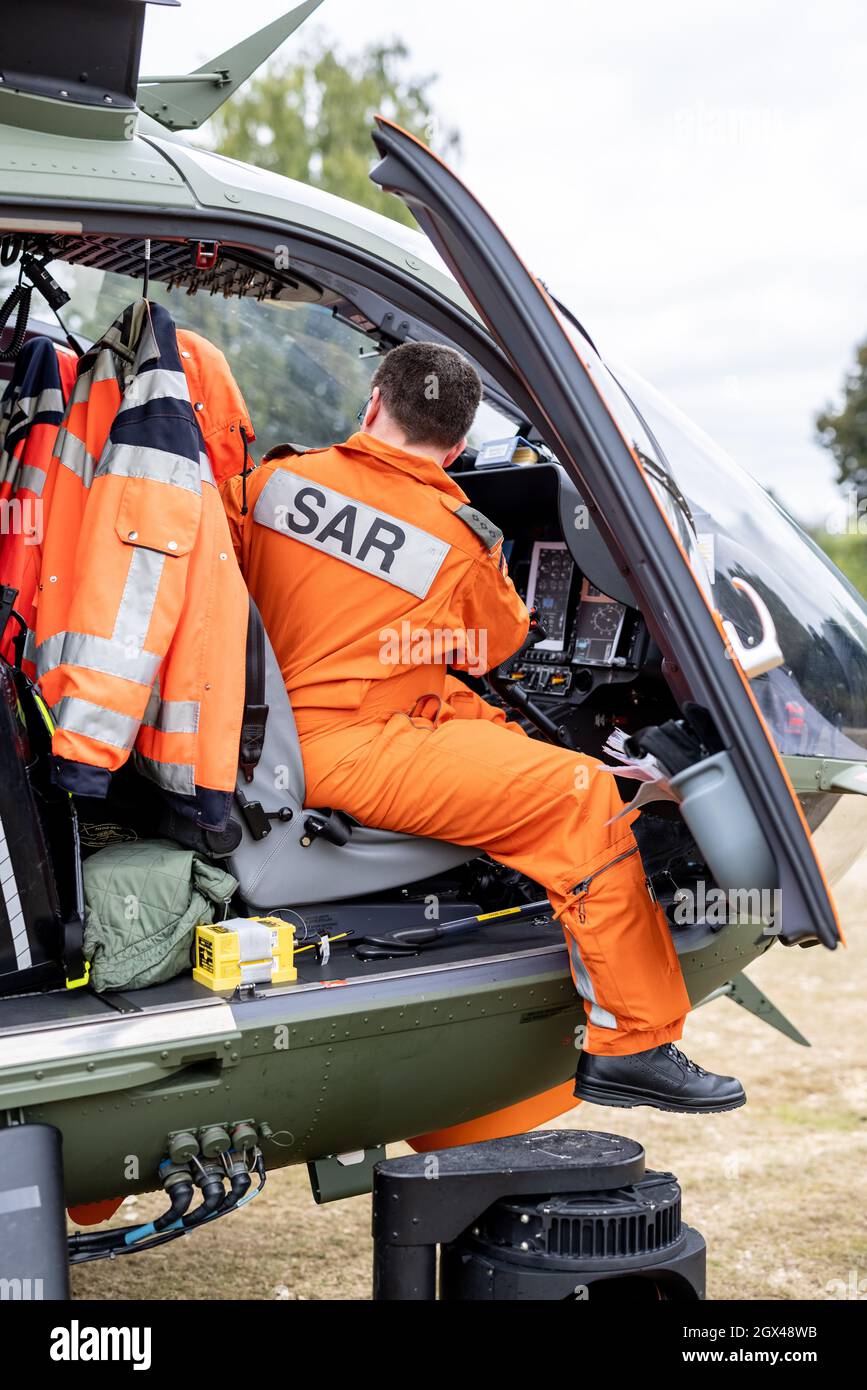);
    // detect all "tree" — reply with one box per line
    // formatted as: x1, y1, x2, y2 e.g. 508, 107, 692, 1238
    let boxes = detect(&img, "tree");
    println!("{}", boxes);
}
816, 339, 867, 498
208, 38, 460, 227
815, 341, 867, 596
